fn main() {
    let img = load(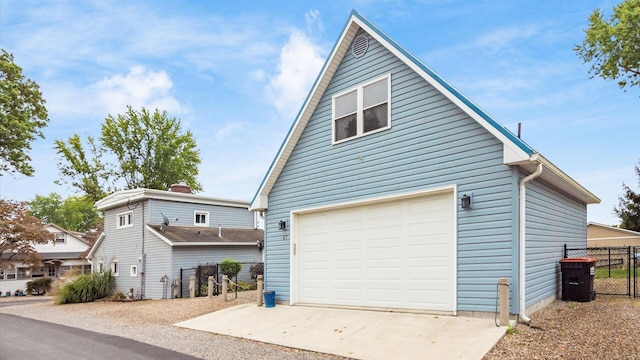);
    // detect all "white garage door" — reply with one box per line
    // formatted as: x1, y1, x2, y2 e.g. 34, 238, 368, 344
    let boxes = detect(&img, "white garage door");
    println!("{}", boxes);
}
293, 190, 455, 312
